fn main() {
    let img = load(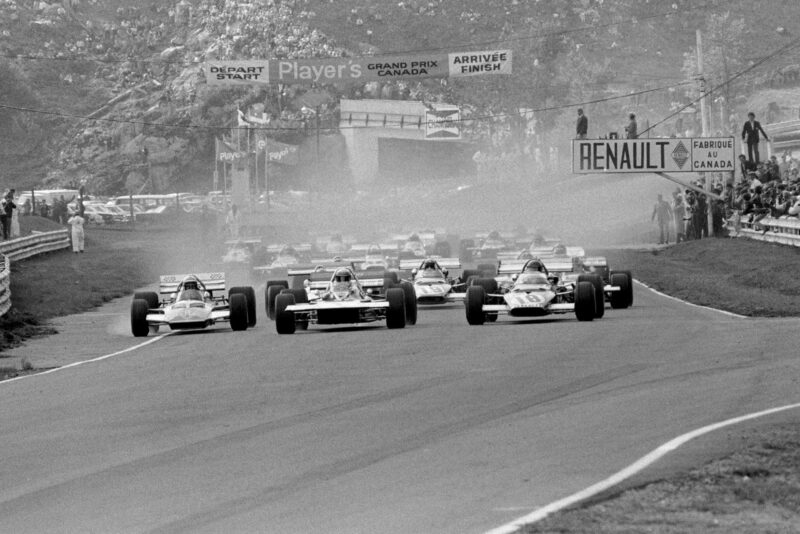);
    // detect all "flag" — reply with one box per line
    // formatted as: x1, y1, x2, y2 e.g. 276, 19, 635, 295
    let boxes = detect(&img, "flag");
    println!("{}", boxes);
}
237, 108, 251, 127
